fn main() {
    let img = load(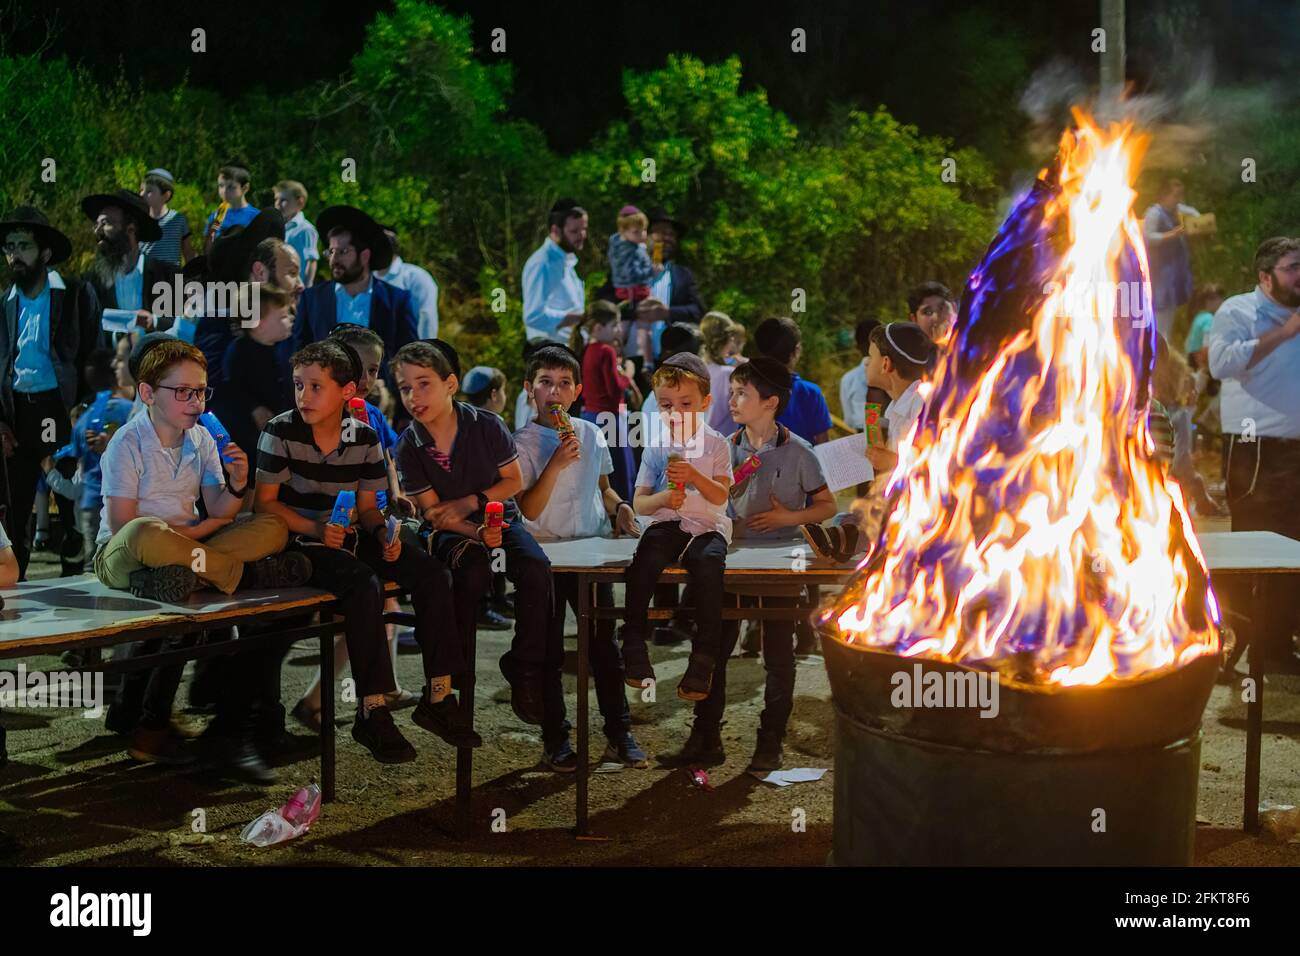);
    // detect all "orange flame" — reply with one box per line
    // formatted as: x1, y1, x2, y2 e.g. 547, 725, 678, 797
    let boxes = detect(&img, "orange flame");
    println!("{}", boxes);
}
831, 112, 1219, 686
